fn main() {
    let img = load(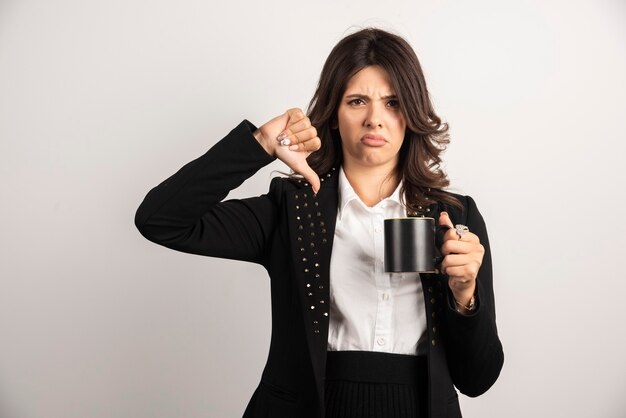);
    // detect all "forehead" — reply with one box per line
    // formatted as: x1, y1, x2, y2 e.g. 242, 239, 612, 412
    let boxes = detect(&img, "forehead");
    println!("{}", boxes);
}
344, 65, 394, 94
